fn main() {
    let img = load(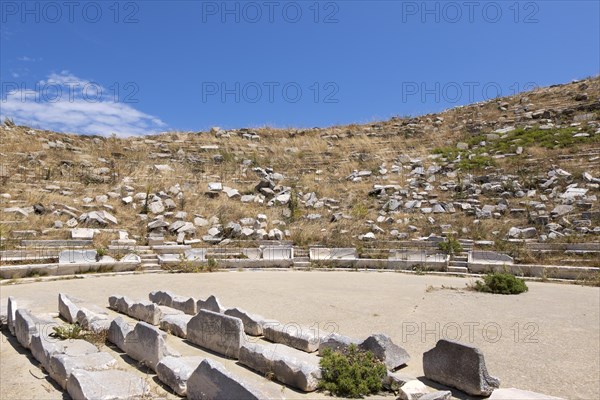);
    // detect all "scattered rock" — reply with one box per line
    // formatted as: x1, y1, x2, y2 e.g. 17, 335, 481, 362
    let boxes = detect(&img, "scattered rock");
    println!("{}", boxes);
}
359, 333, 410, 370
